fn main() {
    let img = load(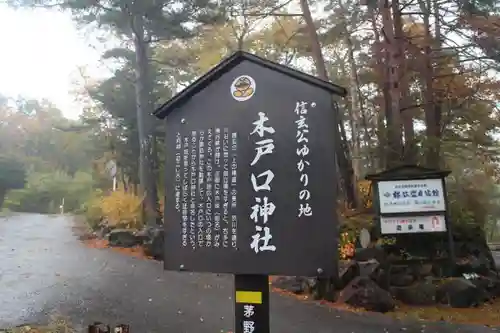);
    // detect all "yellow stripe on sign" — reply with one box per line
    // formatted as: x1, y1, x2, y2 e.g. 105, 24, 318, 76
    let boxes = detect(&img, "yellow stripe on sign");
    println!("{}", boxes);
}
235, 291, 262, 304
